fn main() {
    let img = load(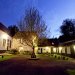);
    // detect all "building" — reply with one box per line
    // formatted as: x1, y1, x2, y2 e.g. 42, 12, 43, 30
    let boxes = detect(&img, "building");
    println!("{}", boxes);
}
0, 23, 12, 52
38, 38, 75, 57
59, 40, 75, 57
12, 31, 75, 57
12, 31, 37, 53
38, 38, 59, 54
0, 22, 75, 57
